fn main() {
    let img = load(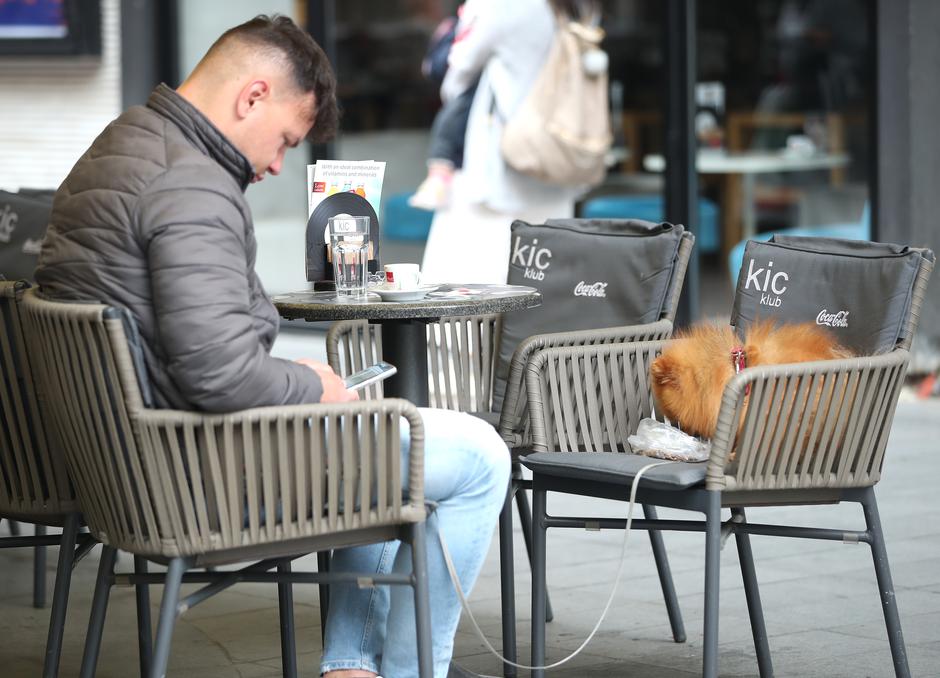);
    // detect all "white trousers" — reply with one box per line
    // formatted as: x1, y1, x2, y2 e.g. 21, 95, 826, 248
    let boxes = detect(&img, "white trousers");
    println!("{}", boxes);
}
421, 172, 574, 285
